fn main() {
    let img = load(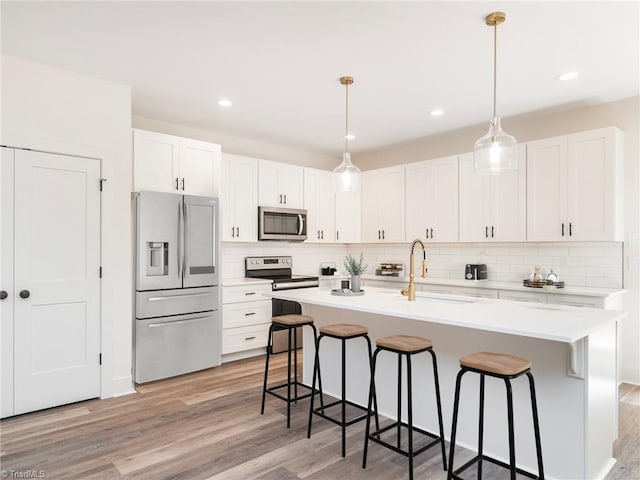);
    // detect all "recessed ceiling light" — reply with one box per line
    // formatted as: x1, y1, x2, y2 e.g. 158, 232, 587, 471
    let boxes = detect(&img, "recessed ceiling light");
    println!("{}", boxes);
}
345, 133, 356, 140
217, 98, 232, 107
429, 109, 444, 116
557, 72, 579, 81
